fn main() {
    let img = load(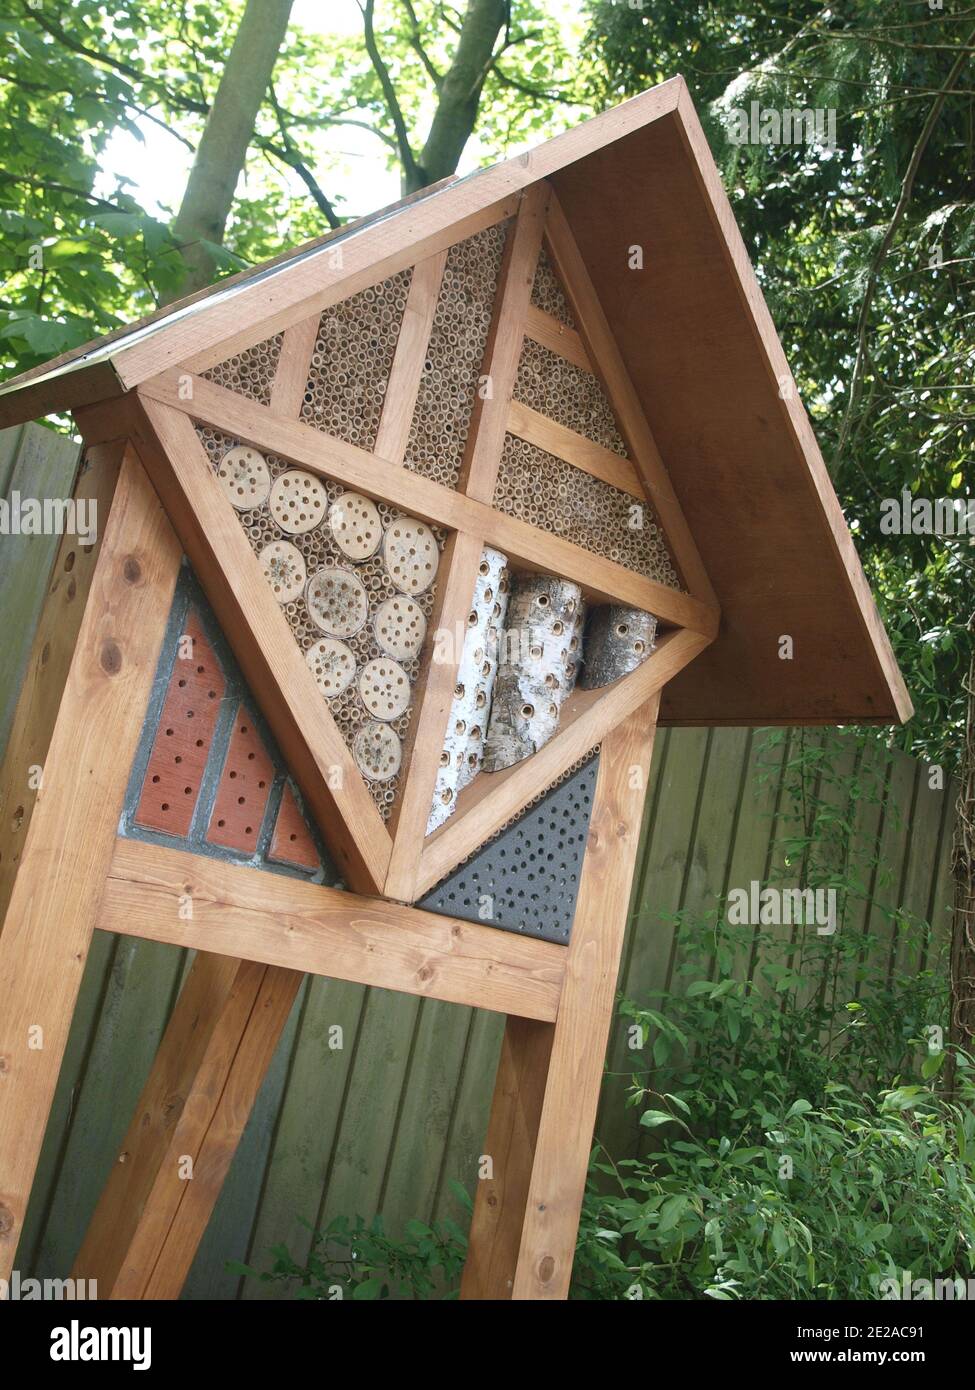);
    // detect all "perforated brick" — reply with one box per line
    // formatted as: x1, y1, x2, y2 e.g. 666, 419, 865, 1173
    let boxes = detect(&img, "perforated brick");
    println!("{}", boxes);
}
134, 609, 225, 837
420, 754, 599, 944
269, 784, 320, 871
206, 704, 275, 853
